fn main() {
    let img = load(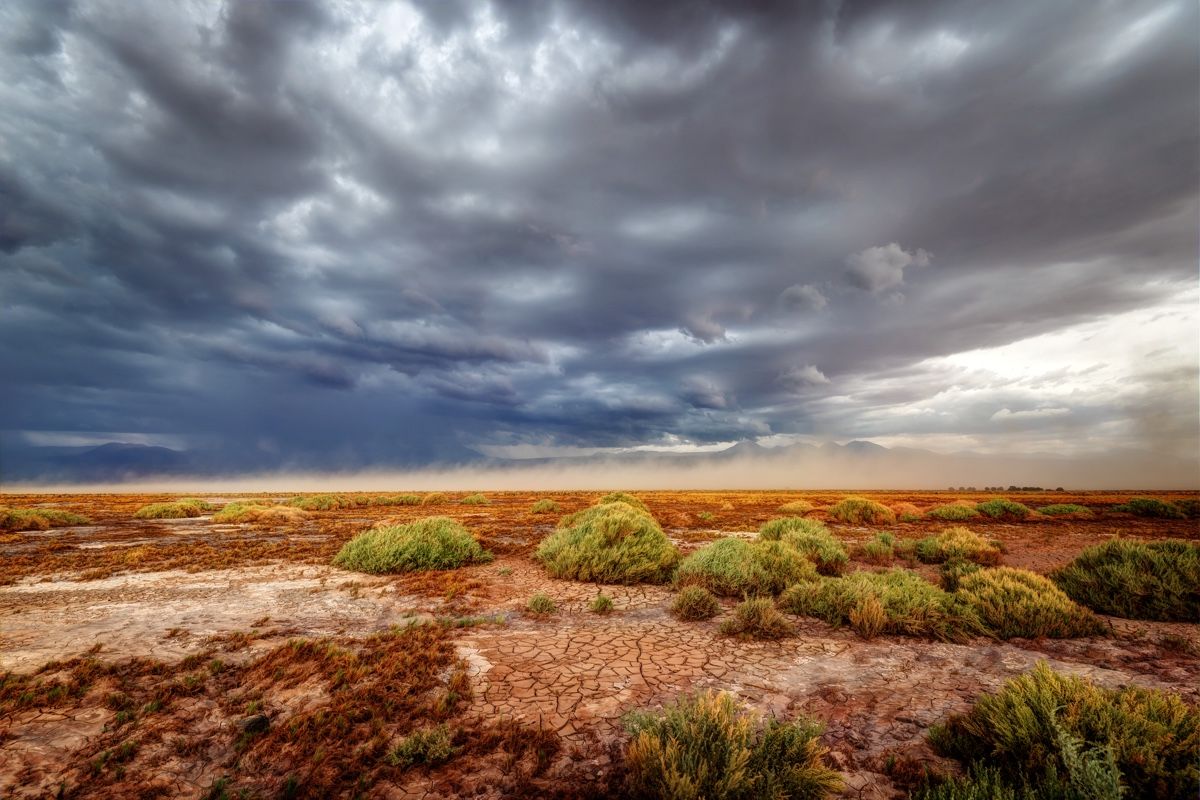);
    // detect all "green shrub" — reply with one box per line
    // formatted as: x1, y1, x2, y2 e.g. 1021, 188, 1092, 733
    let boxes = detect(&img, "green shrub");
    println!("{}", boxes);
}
859, 532, 896, 564
623, 690, 841, 800
827, 496, 896, 525
460, 493, 490, 506
389, 724, 456, 768
757, 518, 849, 575
778, 499, 815, 514
938, 557, 982, 592
1174, 498, 1200, 519
420, 492, 447, 506
1051, 539, 1200, 621
929, 663, 1199, 800
332, 517, 491, 574
925, 503, 980, 521
697, 511, 715, 522
1114, 497, 1185, 519
372, 494, 421, 506
589, 593, 614, 615
0, 507, 91, 531
719, 598, 793, 639
133, 499, 213, 519
535, 502, 679, 584
912, 765, 1019, 800
670, 586, 721, 621
914, 527, 1001, 565
956, 567, 1105, 639
289, 494, 344, 511
530, 499, 561, 514
1036, 503, 1093, 517
780, 570, 985, 642
210, 503, 308, 524
526, 593, 557, 615
598, 492, 650, 513
975, 499, 1032, 520
675, 538, 818, 597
